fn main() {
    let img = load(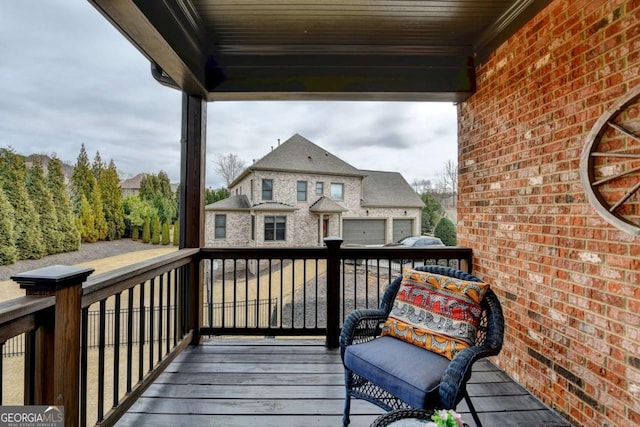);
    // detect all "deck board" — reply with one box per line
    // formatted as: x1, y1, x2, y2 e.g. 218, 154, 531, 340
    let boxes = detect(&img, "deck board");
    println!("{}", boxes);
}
116, 338, 570, 427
